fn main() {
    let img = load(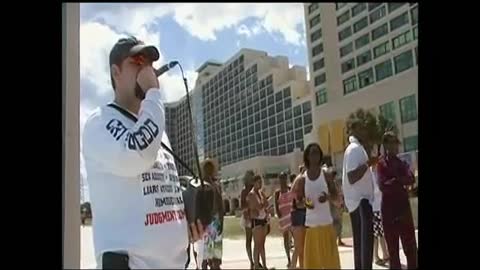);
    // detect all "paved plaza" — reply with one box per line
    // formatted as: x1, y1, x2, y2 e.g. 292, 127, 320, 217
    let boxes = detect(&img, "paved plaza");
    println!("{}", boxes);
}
81, 226, 417, 269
